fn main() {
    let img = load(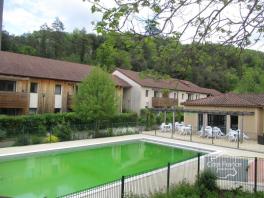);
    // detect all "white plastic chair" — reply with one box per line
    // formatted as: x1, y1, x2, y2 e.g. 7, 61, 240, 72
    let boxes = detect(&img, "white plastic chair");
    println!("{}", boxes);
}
198, 126, 204, 137
226, 129, 238, 141
160, 123, 165, 132
212, 127, 224, 138
205, 126, 213, 138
